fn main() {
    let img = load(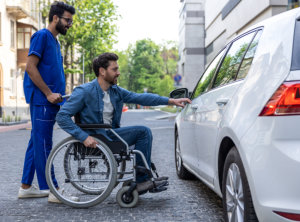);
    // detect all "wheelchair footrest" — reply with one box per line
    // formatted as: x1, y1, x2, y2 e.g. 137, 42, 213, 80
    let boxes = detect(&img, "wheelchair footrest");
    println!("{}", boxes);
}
149, 184, 168, 193
149, 181, 169, 193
